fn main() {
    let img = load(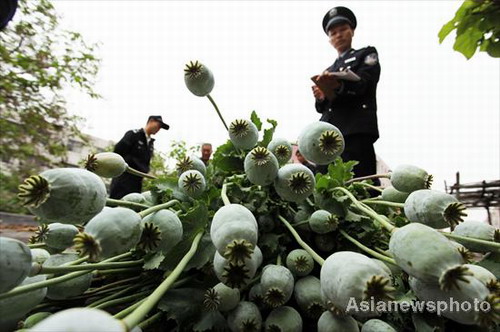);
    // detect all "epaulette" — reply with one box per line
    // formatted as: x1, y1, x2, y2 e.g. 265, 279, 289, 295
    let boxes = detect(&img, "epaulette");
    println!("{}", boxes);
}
355, 46, 377, 54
